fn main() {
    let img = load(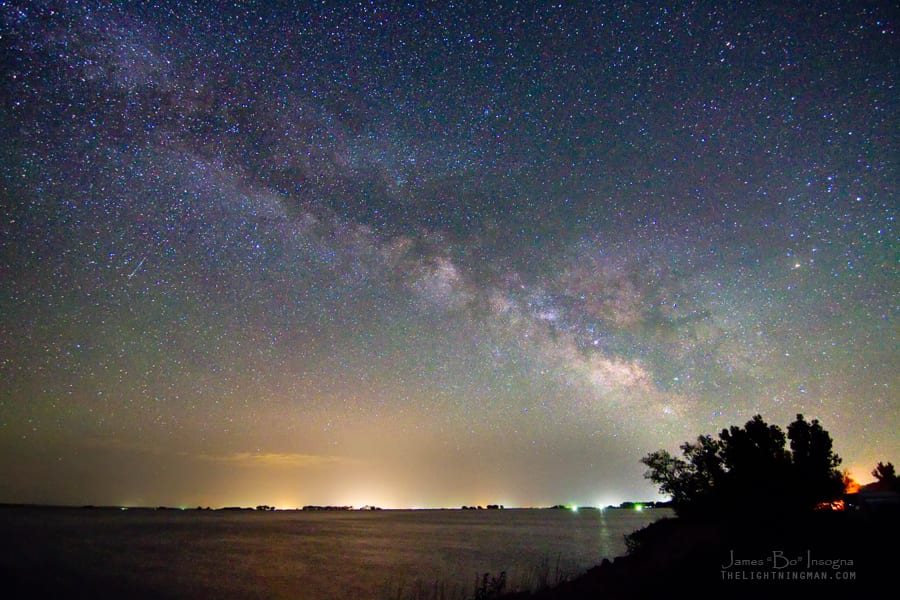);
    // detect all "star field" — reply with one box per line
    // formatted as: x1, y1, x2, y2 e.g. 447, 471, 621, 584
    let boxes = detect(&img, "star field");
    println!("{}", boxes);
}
0, 1, 897, 508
